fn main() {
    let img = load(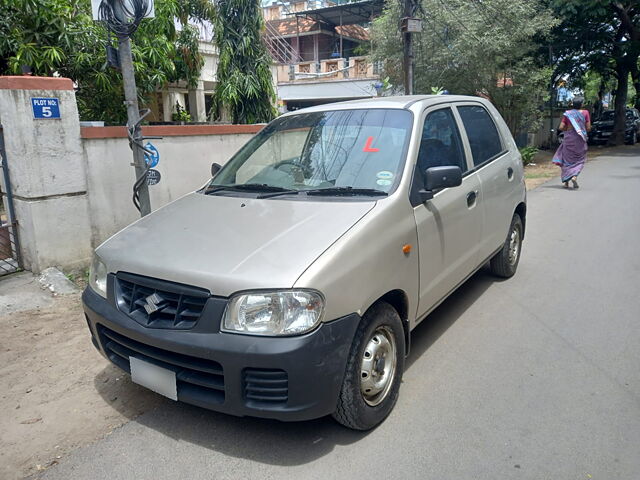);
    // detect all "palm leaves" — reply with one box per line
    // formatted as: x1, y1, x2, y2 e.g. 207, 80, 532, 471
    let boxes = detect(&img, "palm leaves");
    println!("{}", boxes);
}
212, 0, 276, 124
